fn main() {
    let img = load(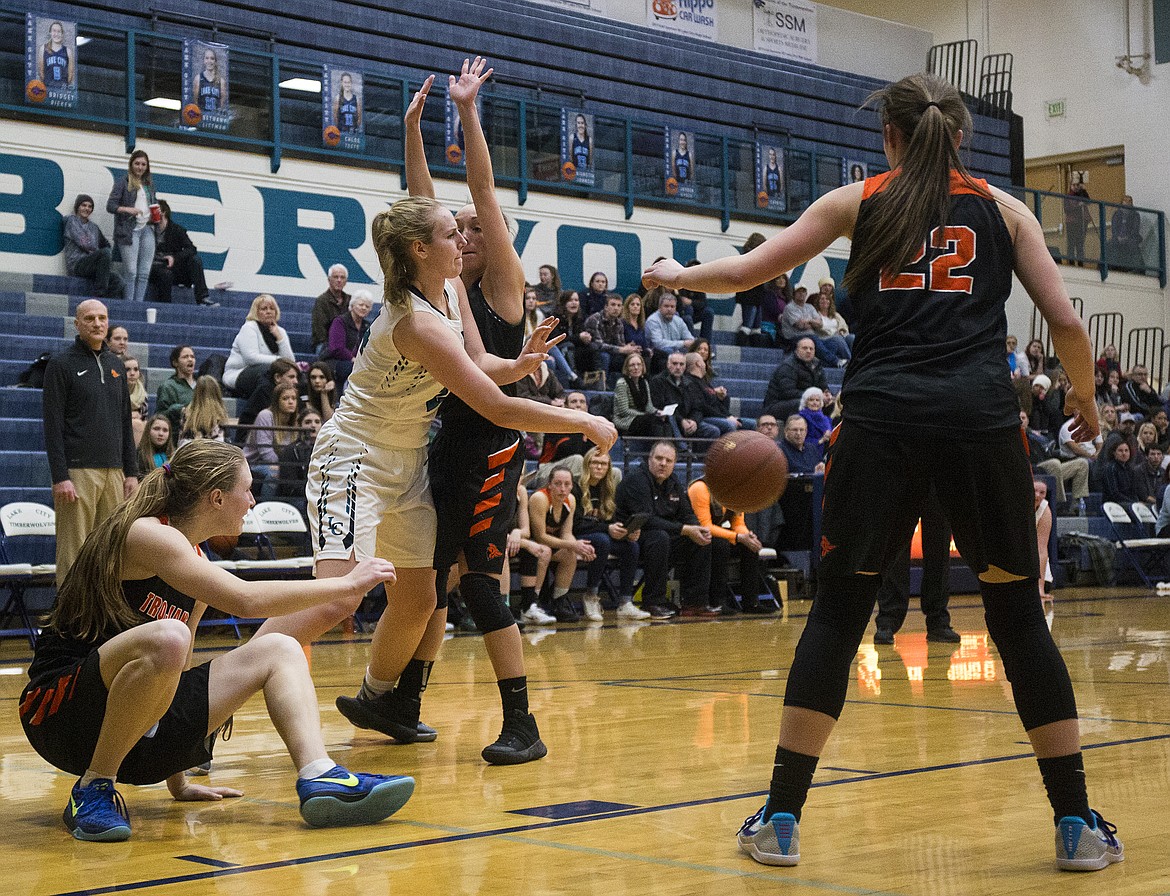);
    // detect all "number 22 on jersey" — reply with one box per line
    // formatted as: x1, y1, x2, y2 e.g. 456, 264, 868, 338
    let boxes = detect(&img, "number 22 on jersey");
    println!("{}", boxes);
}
879, 225, 977, 294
